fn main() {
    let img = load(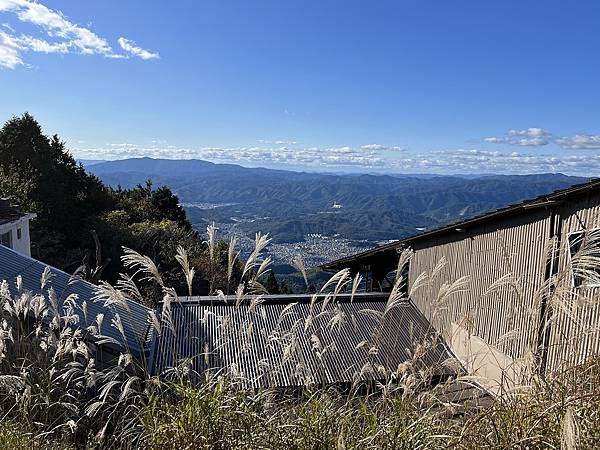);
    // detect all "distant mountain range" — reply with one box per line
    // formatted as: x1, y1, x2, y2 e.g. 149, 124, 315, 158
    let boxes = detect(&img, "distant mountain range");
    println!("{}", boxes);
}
87, 158, 589, 244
